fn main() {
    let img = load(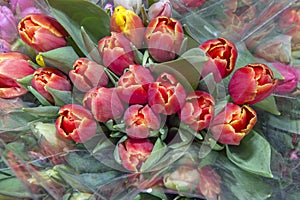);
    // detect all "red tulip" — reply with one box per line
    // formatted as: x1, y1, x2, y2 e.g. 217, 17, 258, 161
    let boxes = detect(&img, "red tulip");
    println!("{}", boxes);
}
83, 87, 124, 123
98, 32, 135, 76
31, 67, 72, 104
148, 72, 186, 115
199, 37, 237, 82
210, 103, 257, 145
228, 63, 277, 104
55, 104, 97, 143
145, 16, 184, 62
179, 91, 215, 131
0, 52, 34, 98
124, 104, 161, 139
18, 14, 68, 52
110, 6, 144, 48
117, 65, 154, 104
69, 58, 109, 92
118, 138, 153, 172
